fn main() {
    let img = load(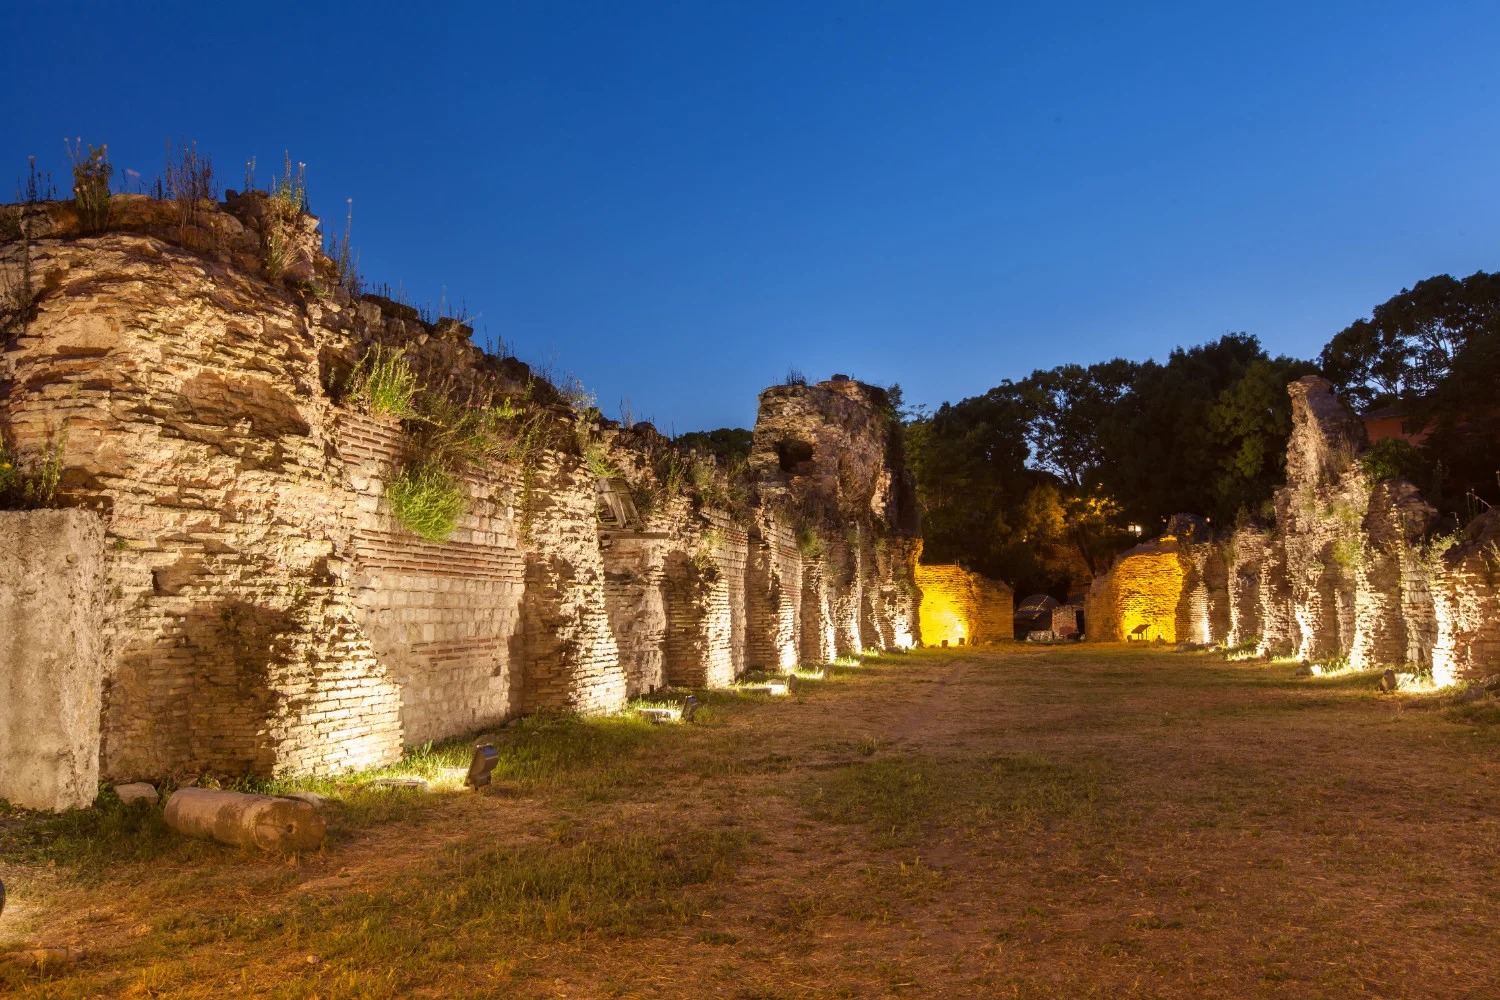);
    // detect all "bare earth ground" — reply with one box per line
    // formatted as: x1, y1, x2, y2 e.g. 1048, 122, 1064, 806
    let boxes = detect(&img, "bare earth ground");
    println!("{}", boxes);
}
3, 644, 1499, 999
